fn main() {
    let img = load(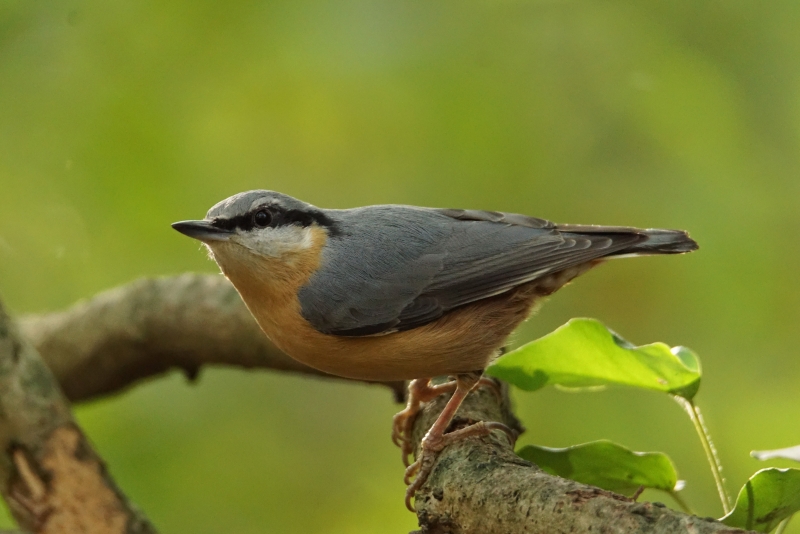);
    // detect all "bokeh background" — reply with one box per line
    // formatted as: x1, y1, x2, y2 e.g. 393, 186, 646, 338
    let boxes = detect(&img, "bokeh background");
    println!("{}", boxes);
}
2, 1, 800, 532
